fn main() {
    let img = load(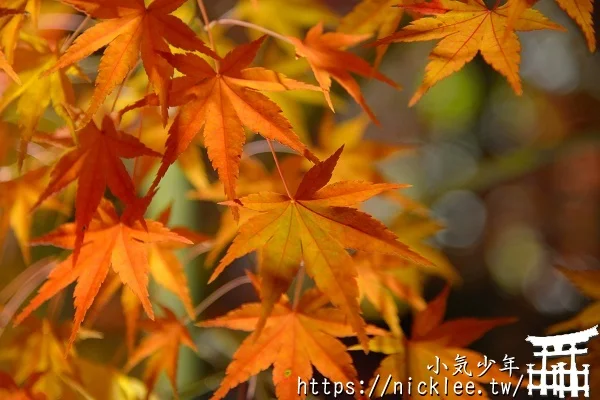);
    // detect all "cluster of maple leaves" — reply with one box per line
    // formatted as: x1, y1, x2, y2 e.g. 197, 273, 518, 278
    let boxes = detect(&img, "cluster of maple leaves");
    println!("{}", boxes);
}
0, 0, 597, 399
